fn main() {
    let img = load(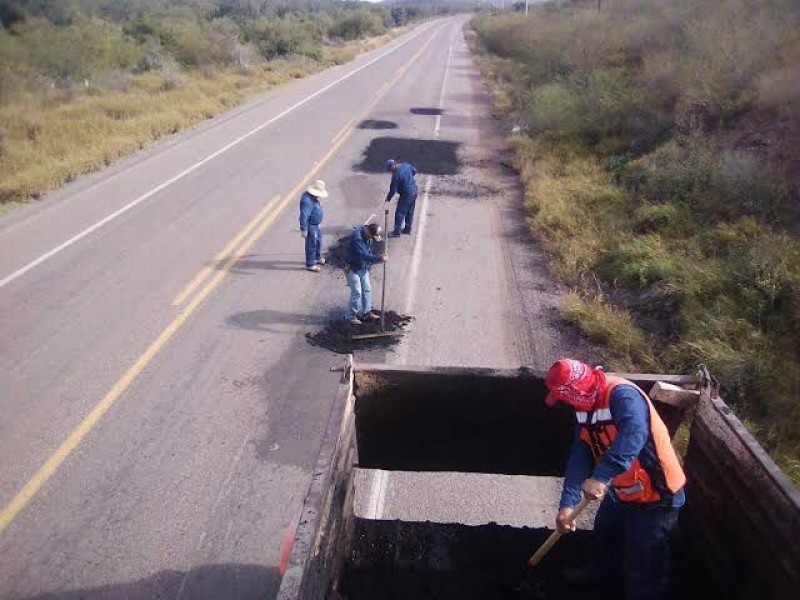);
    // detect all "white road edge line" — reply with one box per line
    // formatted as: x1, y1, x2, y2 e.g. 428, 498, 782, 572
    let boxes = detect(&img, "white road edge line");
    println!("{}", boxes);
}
0, 21, 437, 291
368, 24, 457, 521
401, 25, 455, 320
